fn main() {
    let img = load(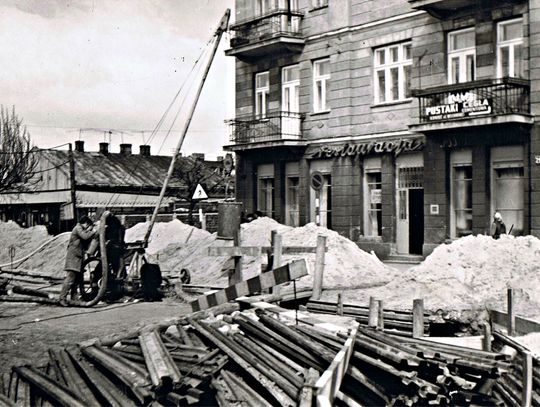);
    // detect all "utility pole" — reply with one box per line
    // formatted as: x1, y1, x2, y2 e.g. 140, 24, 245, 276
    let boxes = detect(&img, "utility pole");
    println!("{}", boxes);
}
68, 143, 78, 224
